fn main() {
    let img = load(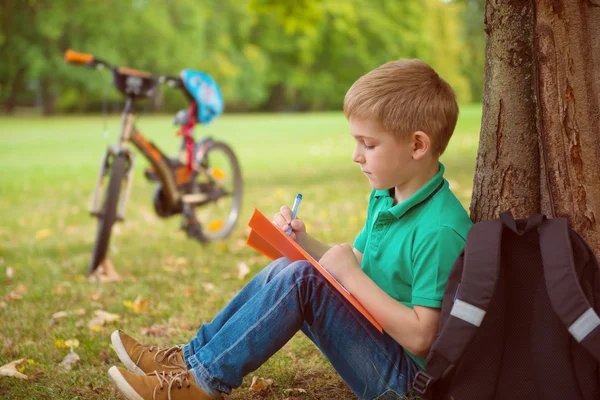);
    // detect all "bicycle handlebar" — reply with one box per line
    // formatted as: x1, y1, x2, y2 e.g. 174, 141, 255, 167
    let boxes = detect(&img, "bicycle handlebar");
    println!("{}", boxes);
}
65, 49, 95, 65
64, 49, 184, 89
